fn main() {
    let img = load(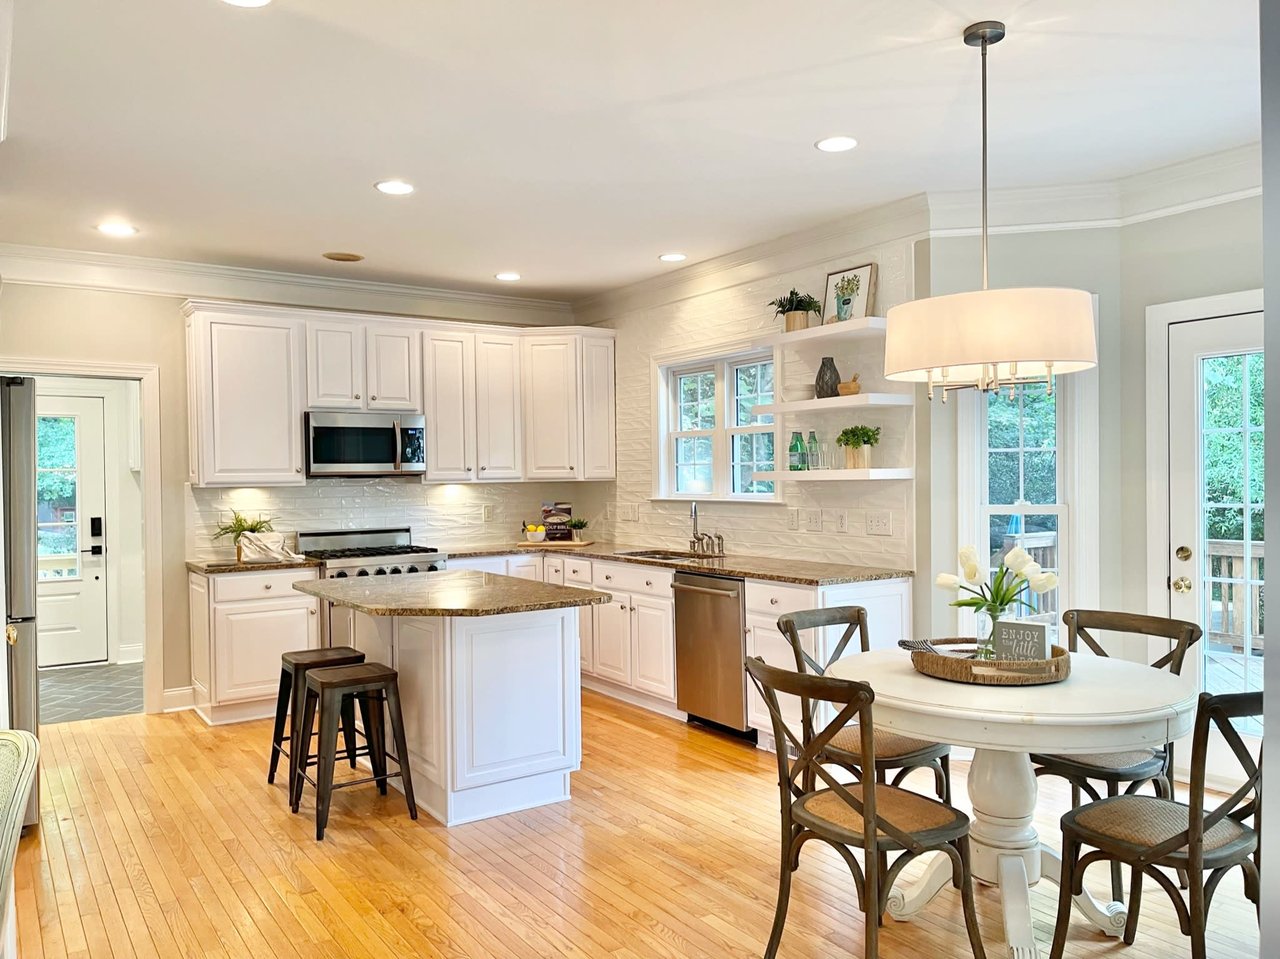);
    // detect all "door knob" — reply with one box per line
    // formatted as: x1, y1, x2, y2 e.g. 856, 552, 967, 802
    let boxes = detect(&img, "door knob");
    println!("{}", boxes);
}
1175, 545, 1193, 561
1172, 576, 1193, 594
5, 625, 16, 646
